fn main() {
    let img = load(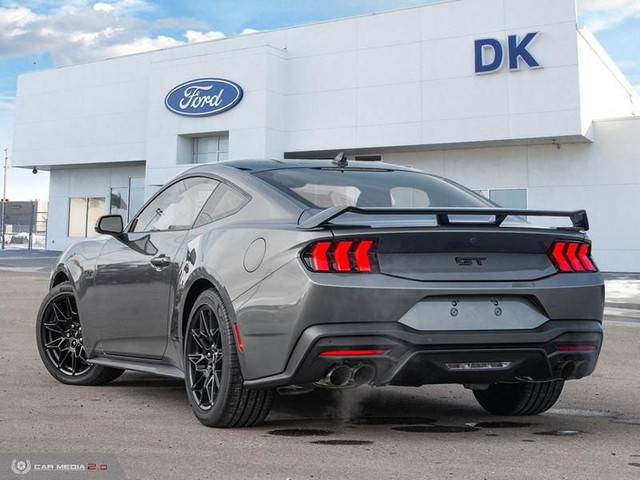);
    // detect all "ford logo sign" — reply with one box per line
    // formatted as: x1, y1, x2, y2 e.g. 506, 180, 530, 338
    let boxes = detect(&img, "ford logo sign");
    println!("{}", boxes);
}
165, 78, 243, 116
